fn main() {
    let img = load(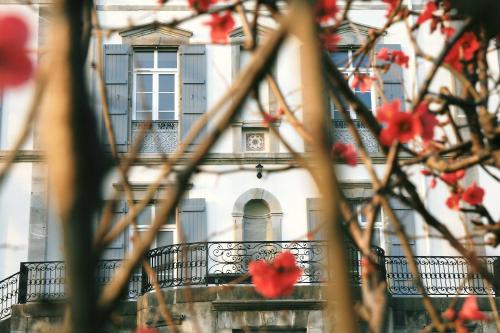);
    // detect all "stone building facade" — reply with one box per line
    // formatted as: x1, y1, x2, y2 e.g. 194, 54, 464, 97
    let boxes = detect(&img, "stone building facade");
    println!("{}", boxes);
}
0, 0, 500, 332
